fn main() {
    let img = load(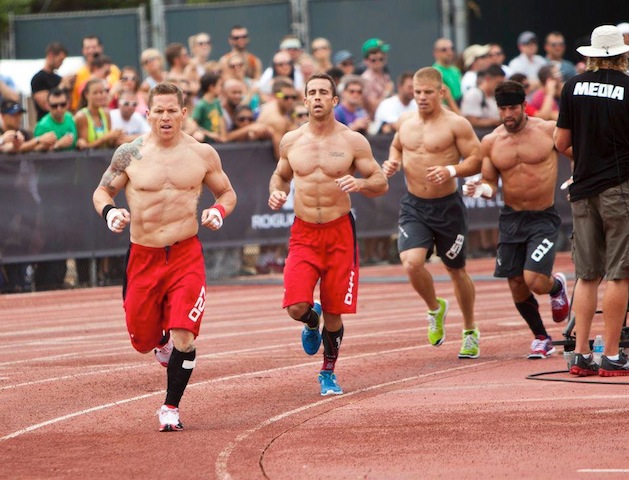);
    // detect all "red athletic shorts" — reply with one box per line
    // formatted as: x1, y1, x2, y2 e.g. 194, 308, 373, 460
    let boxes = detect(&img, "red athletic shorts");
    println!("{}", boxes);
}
282, 213, 359, 315
123, 235, 206, 352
